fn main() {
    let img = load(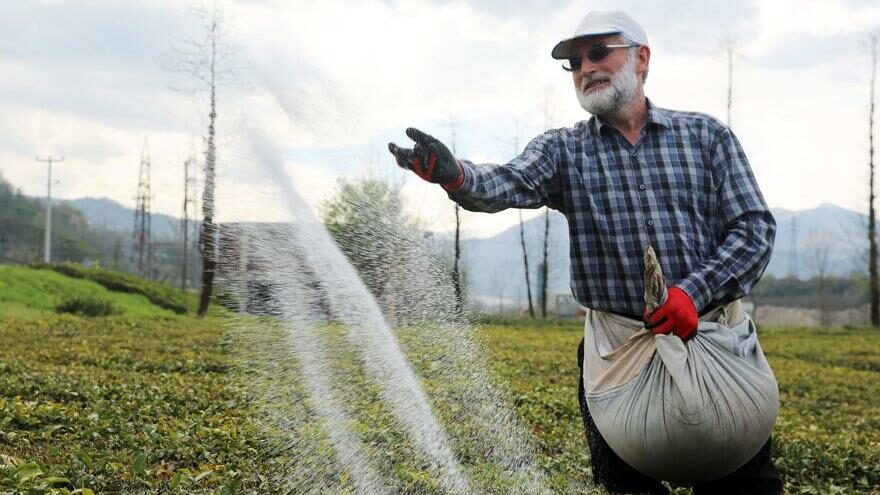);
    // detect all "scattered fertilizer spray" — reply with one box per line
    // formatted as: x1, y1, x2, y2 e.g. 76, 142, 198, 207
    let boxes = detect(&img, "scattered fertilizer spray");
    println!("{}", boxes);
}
222, 127, 556, 493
